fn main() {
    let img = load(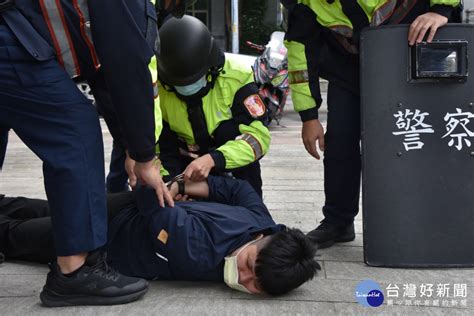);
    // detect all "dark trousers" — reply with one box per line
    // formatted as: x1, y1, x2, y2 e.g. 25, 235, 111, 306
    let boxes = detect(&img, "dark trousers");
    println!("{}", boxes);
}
105, 142, 129, 193
0, 25, 107, 256
89, 73, 129, 194
0, 196, 55, 263
0, 193, 134, 264
322, 82, 361, 226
